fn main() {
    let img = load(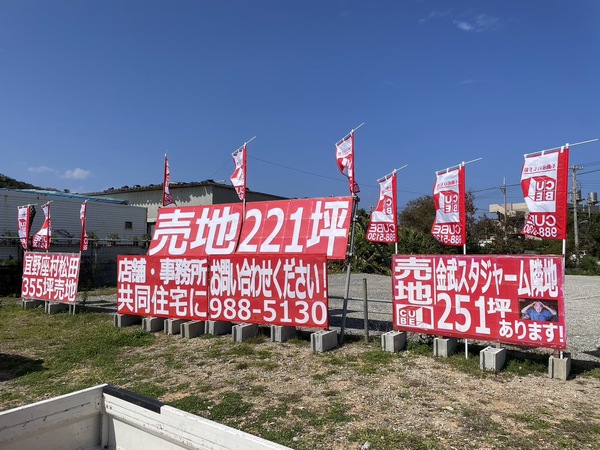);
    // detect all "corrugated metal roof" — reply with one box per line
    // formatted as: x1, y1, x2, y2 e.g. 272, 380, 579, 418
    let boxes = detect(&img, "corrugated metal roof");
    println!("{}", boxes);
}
1, 188, 127, 204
